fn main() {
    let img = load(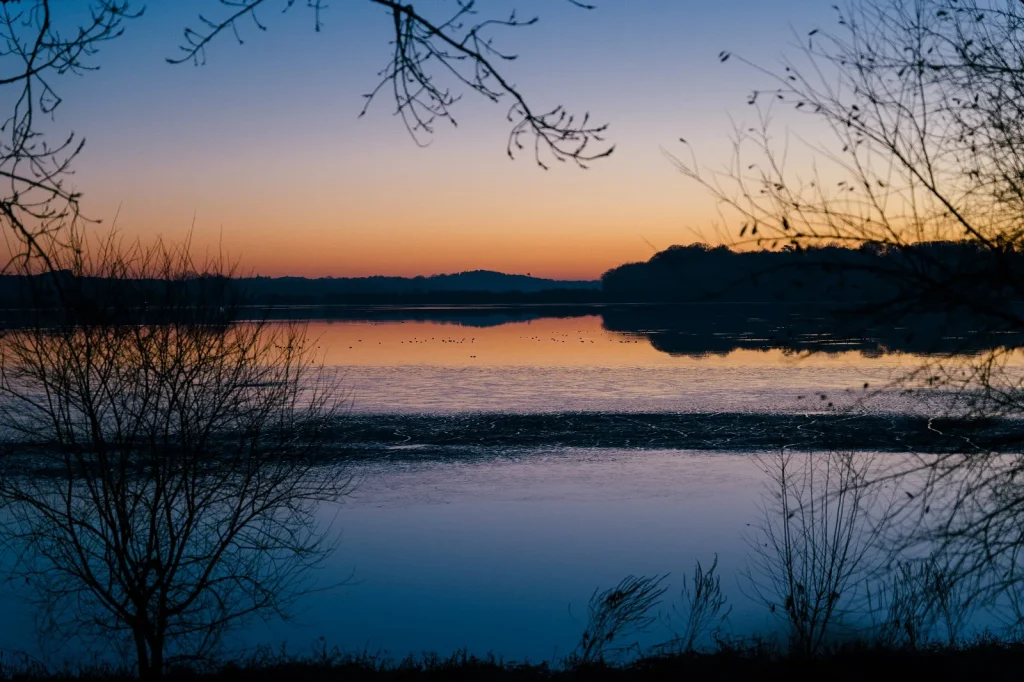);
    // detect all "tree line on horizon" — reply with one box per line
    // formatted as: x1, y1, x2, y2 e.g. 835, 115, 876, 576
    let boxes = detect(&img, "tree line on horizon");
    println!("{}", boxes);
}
601, 241, 1023, 309
0, 240, 1017, 310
